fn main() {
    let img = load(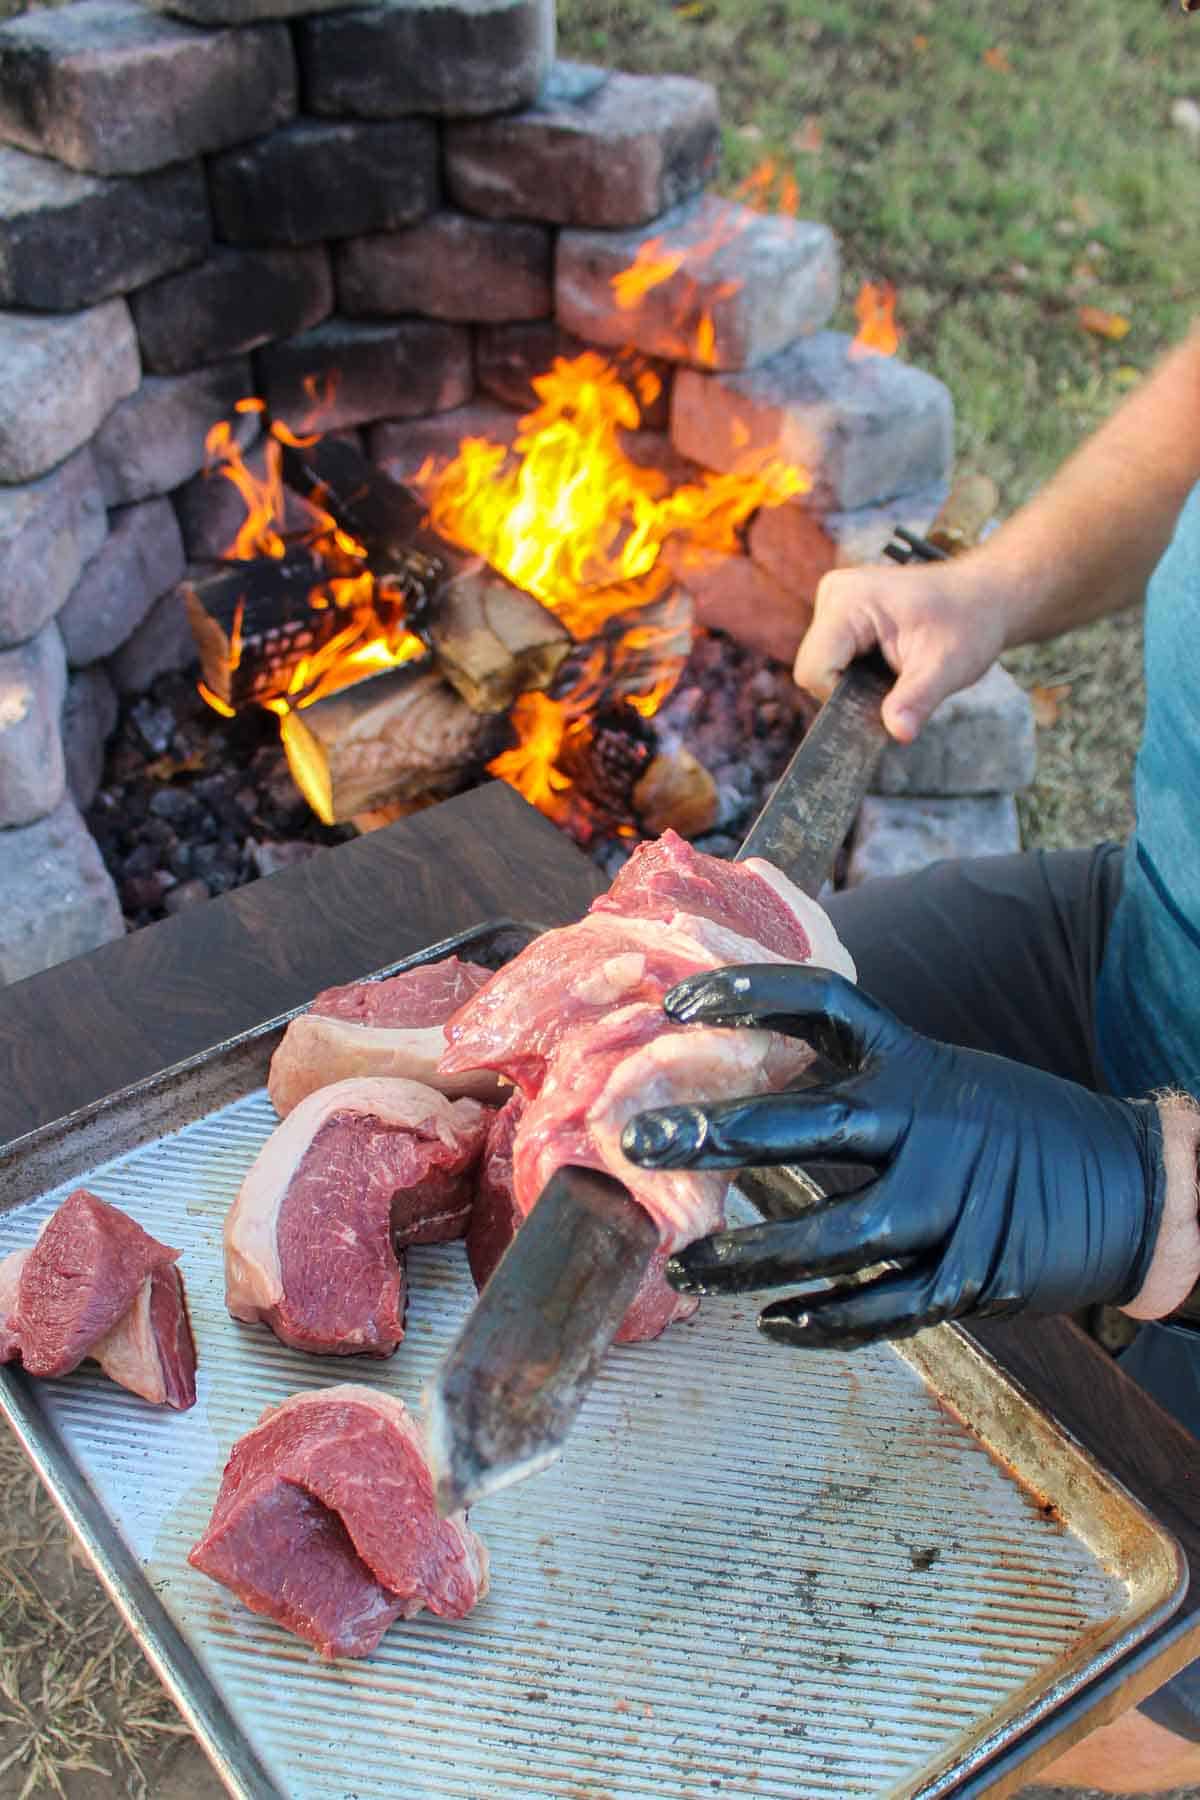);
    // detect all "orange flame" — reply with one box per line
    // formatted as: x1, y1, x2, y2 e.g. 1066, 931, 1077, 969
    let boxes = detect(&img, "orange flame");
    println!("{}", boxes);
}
198, 410, 425, 719
417, 351, 808, 828
850, 280, 902, 358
